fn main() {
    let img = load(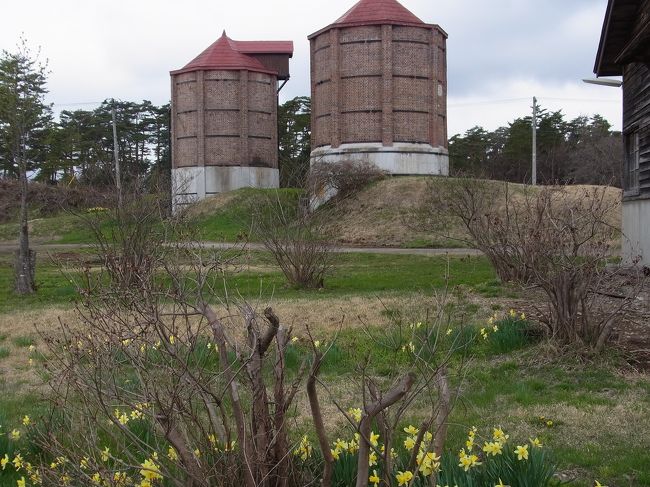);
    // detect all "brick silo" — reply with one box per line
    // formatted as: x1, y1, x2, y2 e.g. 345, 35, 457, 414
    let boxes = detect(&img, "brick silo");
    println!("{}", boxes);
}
309, 0, 448, 177
171, 32, 293, 210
